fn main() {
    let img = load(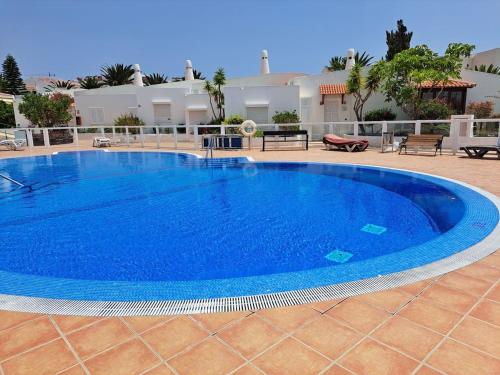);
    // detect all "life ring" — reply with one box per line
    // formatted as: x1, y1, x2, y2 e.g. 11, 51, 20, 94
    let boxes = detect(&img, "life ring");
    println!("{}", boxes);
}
239, 120, 257, 137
